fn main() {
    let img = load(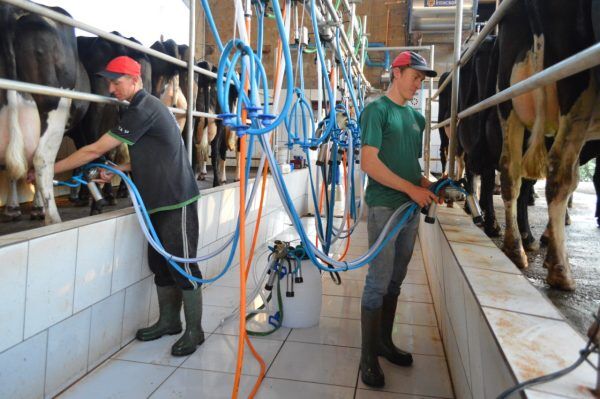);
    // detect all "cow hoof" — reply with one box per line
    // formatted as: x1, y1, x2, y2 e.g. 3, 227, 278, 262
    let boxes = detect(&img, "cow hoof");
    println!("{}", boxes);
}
597, 217, 600, 228
539, 234, 549, 247
90, 199, 108, 216
484, 222, 501, 238
107, 197, 117, 206
522, 237, 540, 252
565, 213, 571, 226
545, 265, 576, 291
30, 207, 45, 220
2, 207, 22, 222
503, 247, 528, 269
493, 186, 501, 195
199, 173, 206, 181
